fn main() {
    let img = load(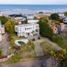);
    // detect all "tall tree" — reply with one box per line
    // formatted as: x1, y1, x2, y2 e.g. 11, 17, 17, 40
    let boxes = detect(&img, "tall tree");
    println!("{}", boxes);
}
49, 13, 60, 21
38, 18, 53, 39
0, 16, 8, 24
5, 18, 15, 34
